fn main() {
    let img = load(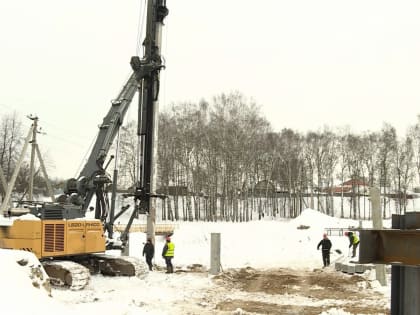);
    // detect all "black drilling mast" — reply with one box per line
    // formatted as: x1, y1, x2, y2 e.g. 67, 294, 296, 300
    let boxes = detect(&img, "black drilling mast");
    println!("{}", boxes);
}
61, 0, 168, 246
